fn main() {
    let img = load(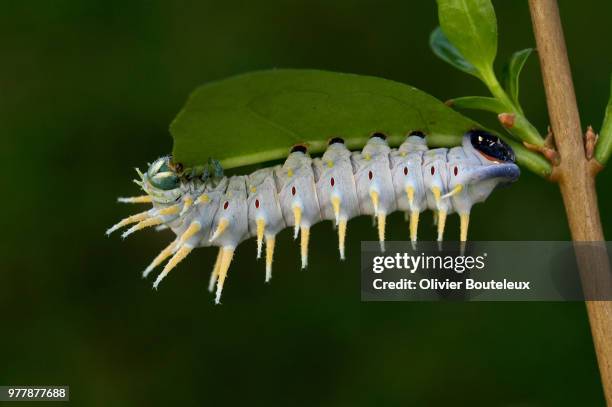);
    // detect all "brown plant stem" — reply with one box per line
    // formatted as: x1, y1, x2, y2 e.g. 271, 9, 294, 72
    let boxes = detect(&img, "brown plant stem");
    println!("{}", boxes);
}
529, 0, 612, 403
